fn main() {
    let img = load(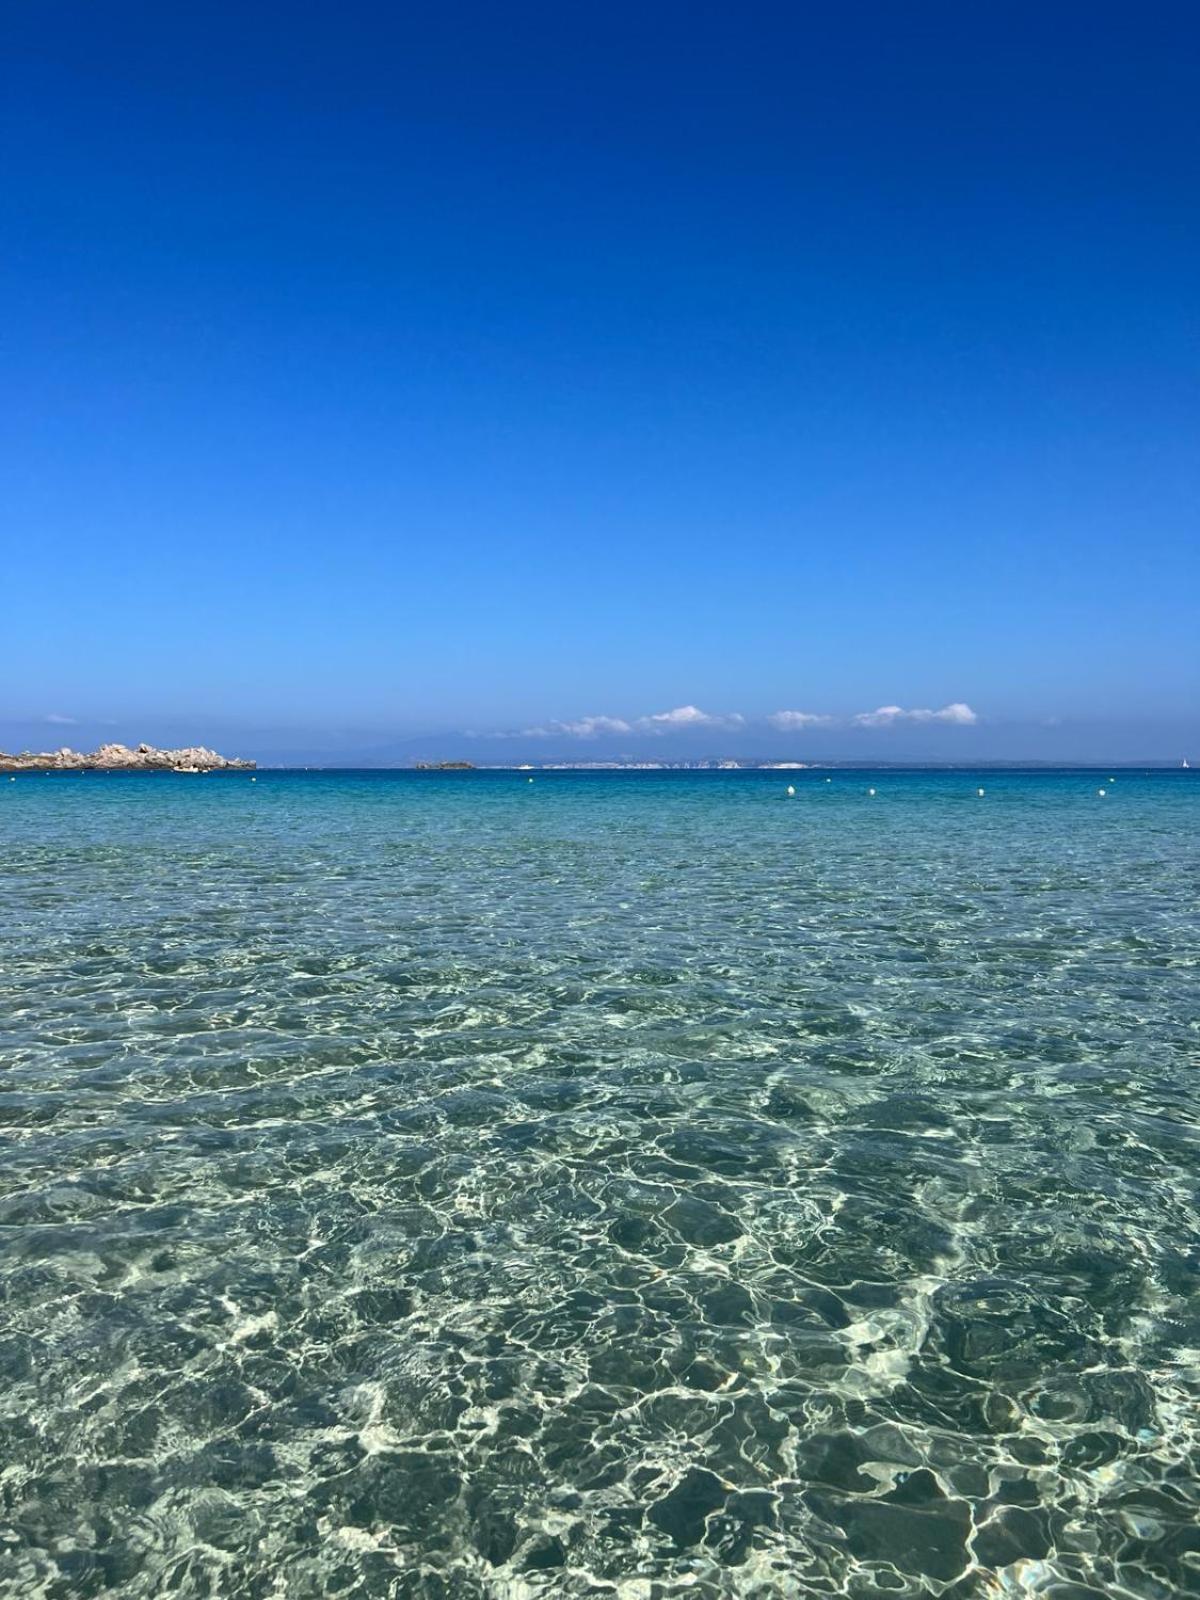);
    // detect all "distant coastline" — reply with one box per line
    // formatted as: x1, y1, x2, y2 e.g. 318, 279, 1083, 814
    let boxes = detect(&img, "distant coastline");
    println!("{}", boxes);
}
9, 748, 1185, 773
0, 742, 256, 772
